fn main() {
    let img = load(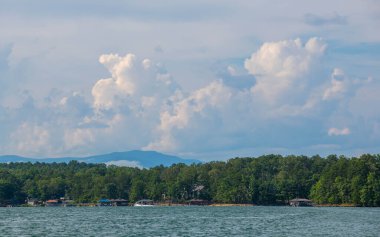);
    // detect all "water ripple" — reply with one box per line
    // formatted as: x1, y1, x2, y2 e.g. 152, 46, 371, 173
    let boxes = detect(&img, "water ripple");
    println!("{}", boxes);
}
1, 206, 379, 236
